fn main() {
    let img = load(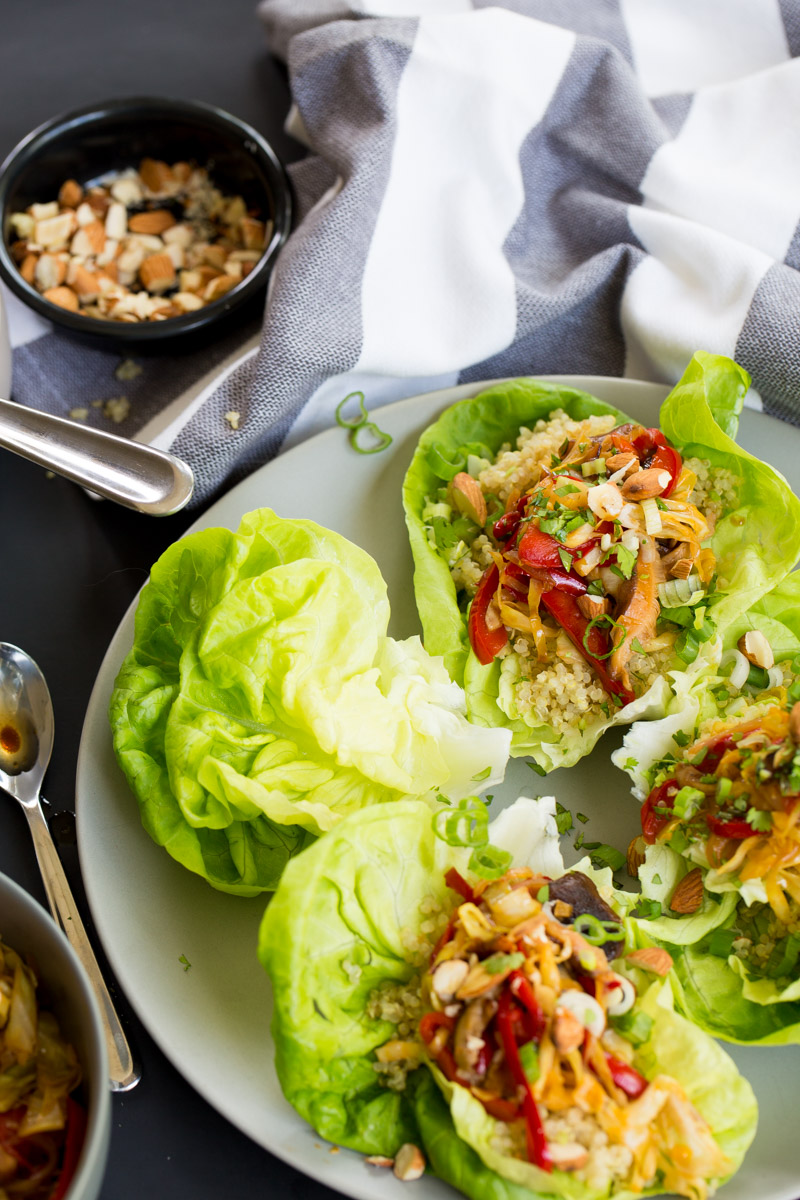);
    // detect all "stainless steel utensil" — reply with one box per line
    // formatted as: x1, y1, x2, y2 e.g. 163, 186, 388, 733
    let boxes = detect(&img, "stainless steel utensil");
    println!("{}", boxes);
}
0, 396, 193, 515
0, 642, 140, 1091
